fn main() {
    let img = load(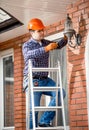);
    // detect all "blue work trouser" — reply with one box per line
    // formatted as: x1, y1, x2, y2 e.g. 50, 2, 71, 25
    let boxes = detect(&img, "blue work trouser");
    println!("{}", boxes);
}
25, 77, 66, 129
